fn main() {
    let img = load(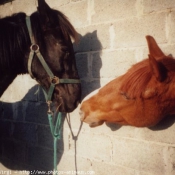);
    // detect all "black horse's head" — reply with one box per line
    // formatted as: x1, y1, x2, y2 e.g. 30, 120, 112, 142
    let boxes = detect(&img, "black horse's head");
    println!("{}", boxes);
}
0, 0, 81, 112
28, 0, 81, 112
